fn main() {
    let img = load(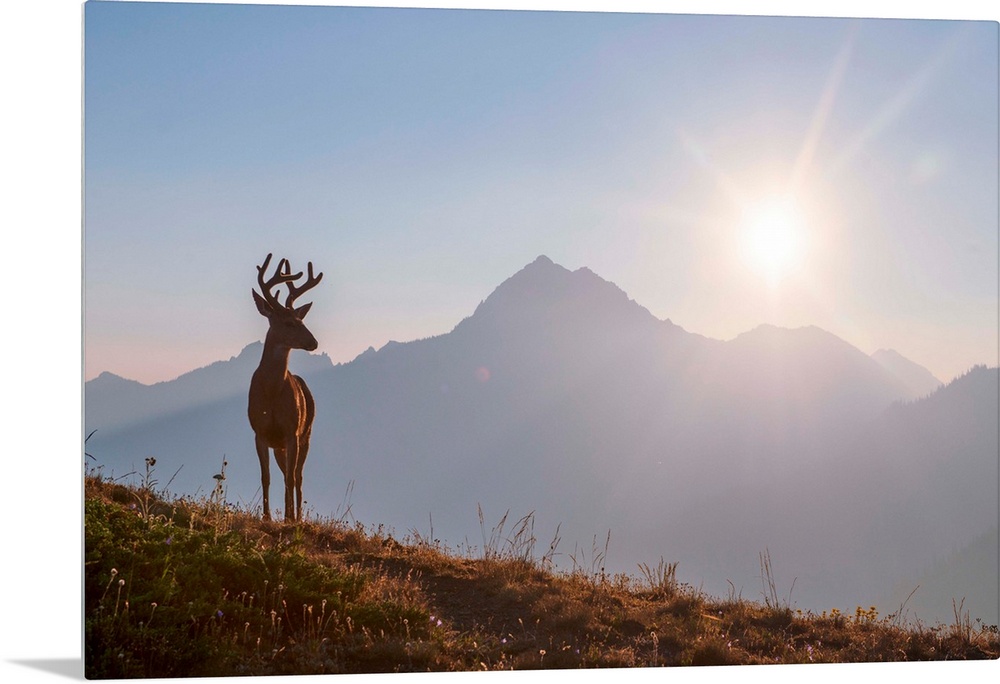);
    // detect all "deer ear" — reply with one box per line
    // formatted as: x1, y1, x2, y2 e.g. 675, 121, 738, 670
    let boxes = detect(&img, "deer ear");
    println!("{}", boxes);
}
294, 301, 313, 319
252, 289, 272, 317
